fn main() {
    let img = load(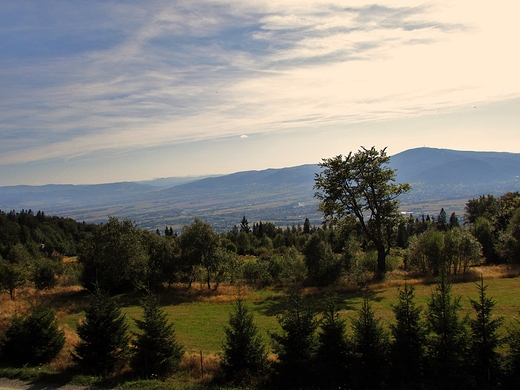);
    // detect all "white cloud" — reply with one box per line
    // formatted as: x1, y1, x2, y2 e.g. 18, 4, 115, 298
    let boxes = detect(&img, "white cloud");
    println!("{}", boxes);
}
1, 0, 519, 178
